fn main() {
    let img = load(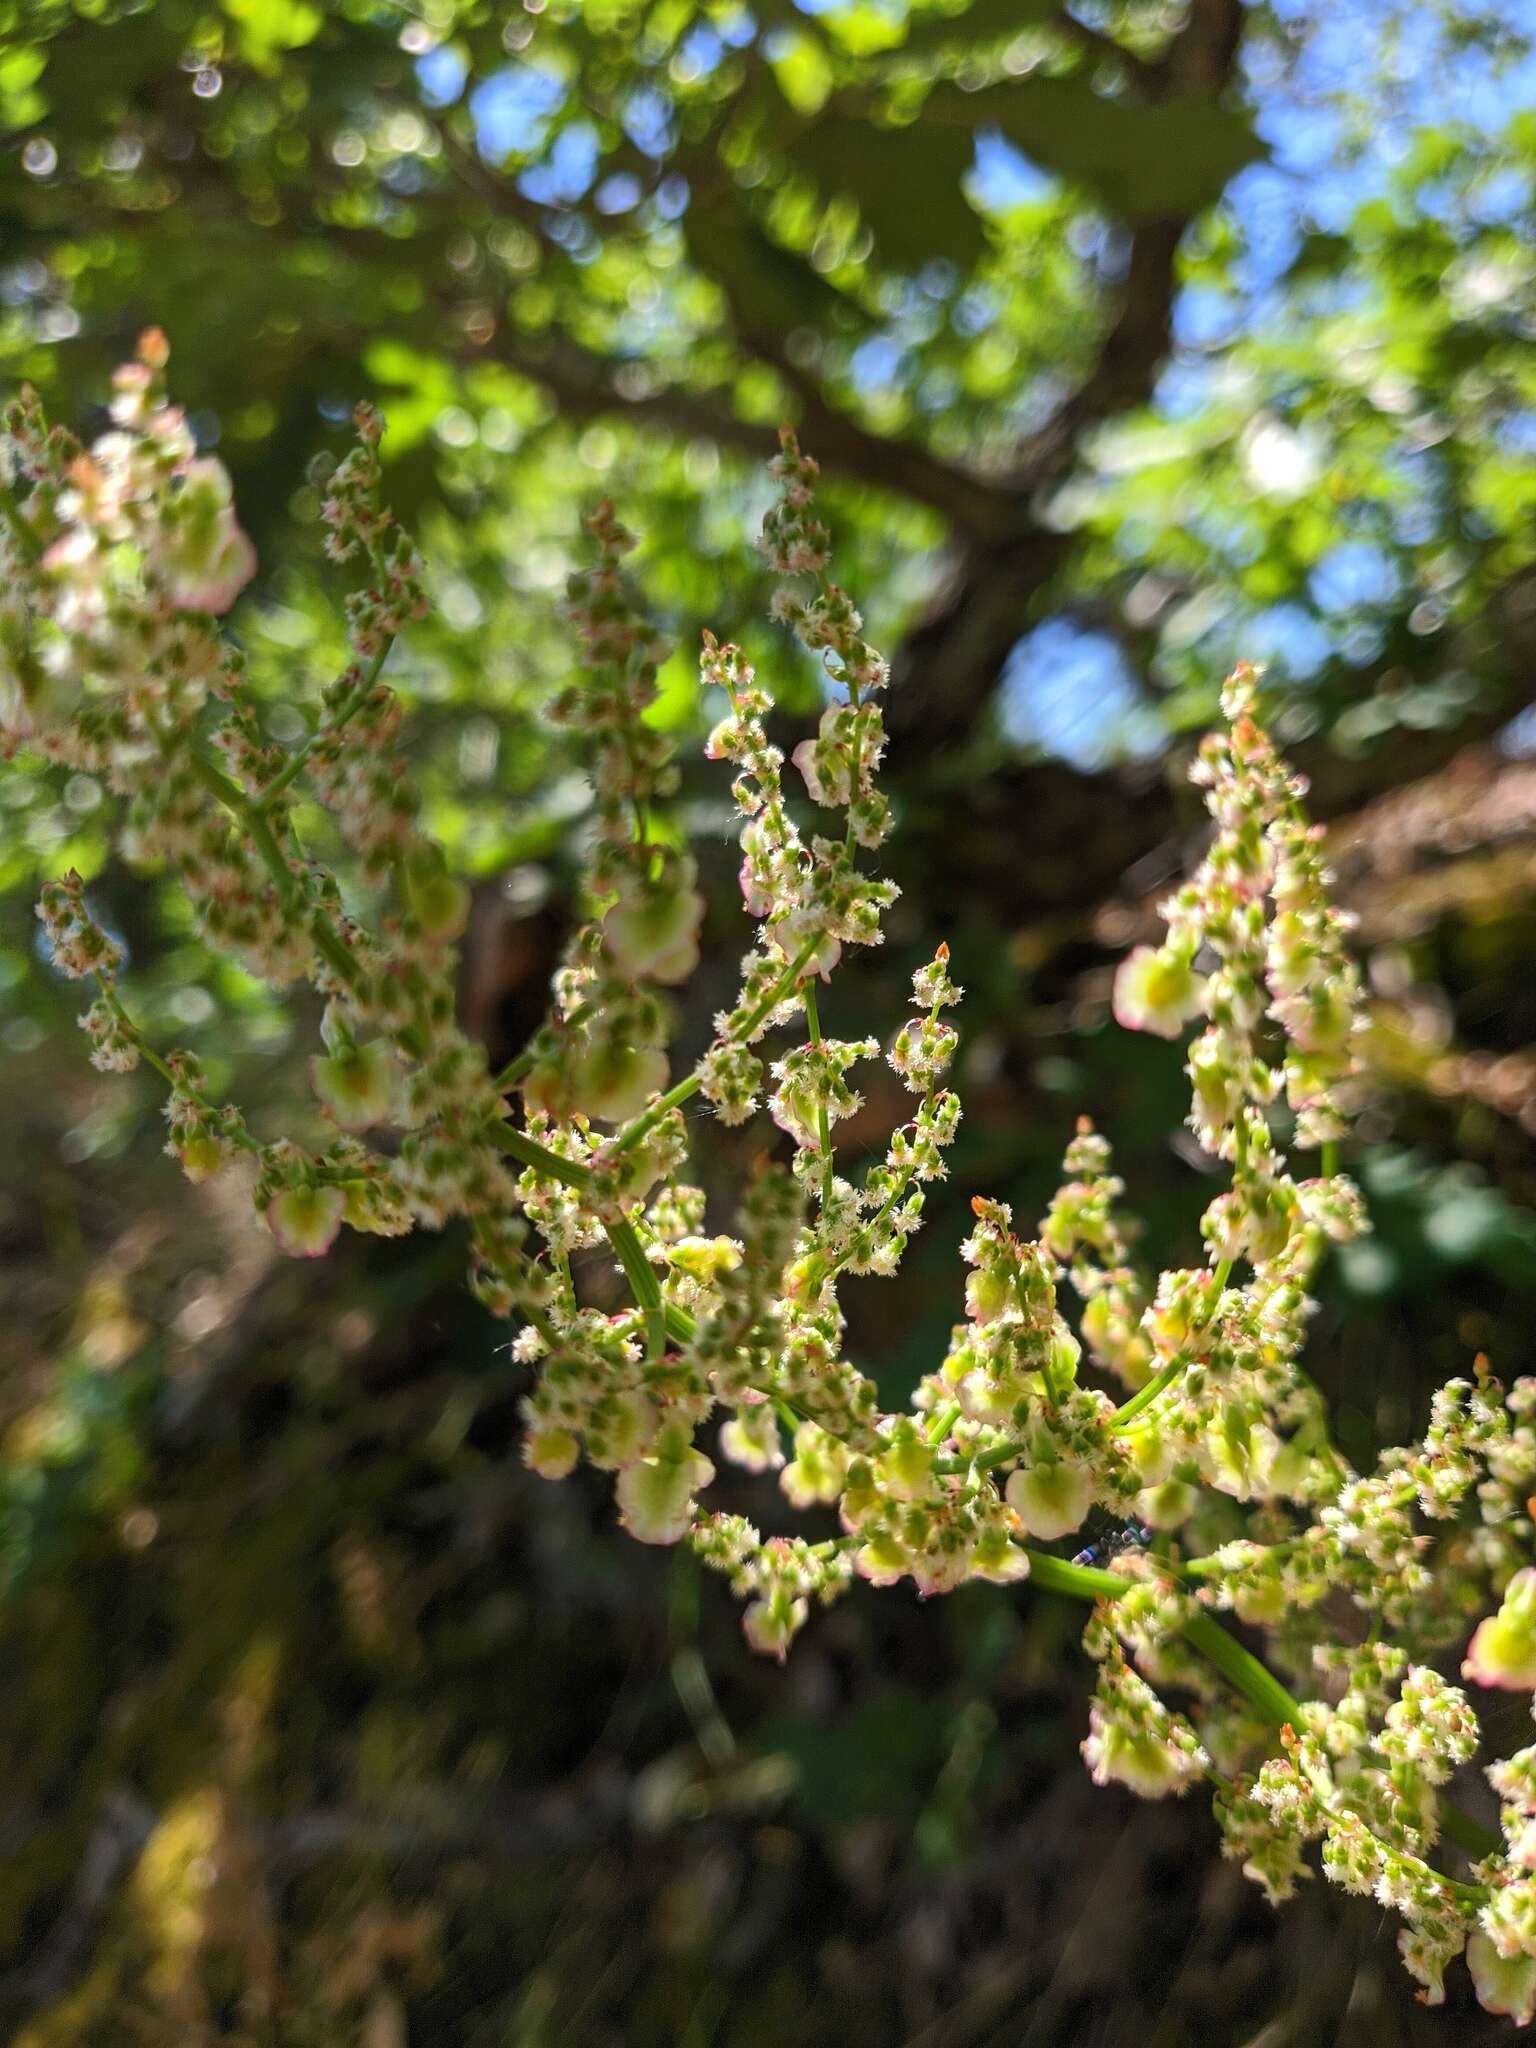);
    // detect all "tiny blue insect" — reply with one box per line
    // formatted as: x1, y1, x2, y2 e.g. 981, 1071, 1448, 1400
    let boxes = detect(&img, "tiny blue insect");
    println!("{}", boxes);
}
1072, 1521, 1154, 1569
